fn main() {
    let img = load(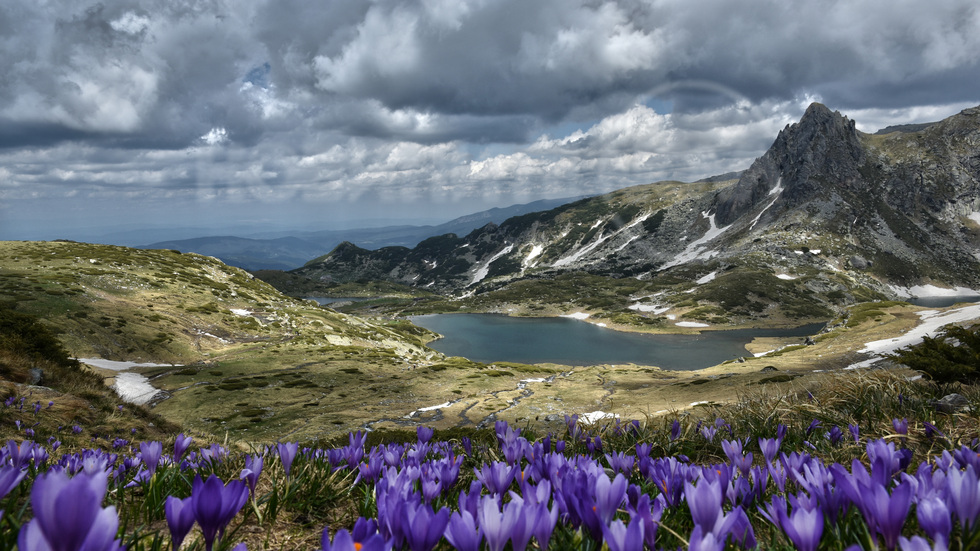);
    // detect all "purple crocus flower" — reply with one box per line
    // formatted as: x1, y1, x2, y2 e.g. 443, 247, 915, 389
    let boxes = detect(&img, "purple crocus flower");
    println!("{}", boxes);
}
897, 535, 947, 551
700, 425, 717, 442
6, 440, 35, 469
892, 418, 909, 435
402, 501, 449, 551
916, 496, 952, 546
527, 501, 558, 550
0, 464, 27, 500
475, 461, 519, 495
922, 422, 946, 441
781, 505, 824, 551
17, 469, 124, 551
946, 465, 980, 531
758, 438, 781, 463
670, 419, 681, 441
140, 441, 163, 476
321, 528, 389, 551
165, 496, 195, 551
477, 496, 518, 551
173, 433, 192, 463
826, 426, 844, 445
277, 441, 299, 477
240, 454, 264, 497
444, 510, 481, 551
416, 426, 434, 444
849, 424, 860, 443
685, 477, 723, 530
864, 480, 913, 550
593, 472, 628, 525
688, 525, 723, 551
191, 475, 249, 551
602, 519, 644, 551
